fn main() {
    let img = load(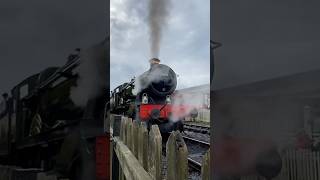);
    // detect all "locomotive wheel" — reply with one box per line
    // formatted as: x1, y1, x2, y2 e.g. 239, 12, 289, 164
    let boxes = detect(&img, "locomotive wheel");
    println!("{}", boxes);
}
174, 121, 184, 132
